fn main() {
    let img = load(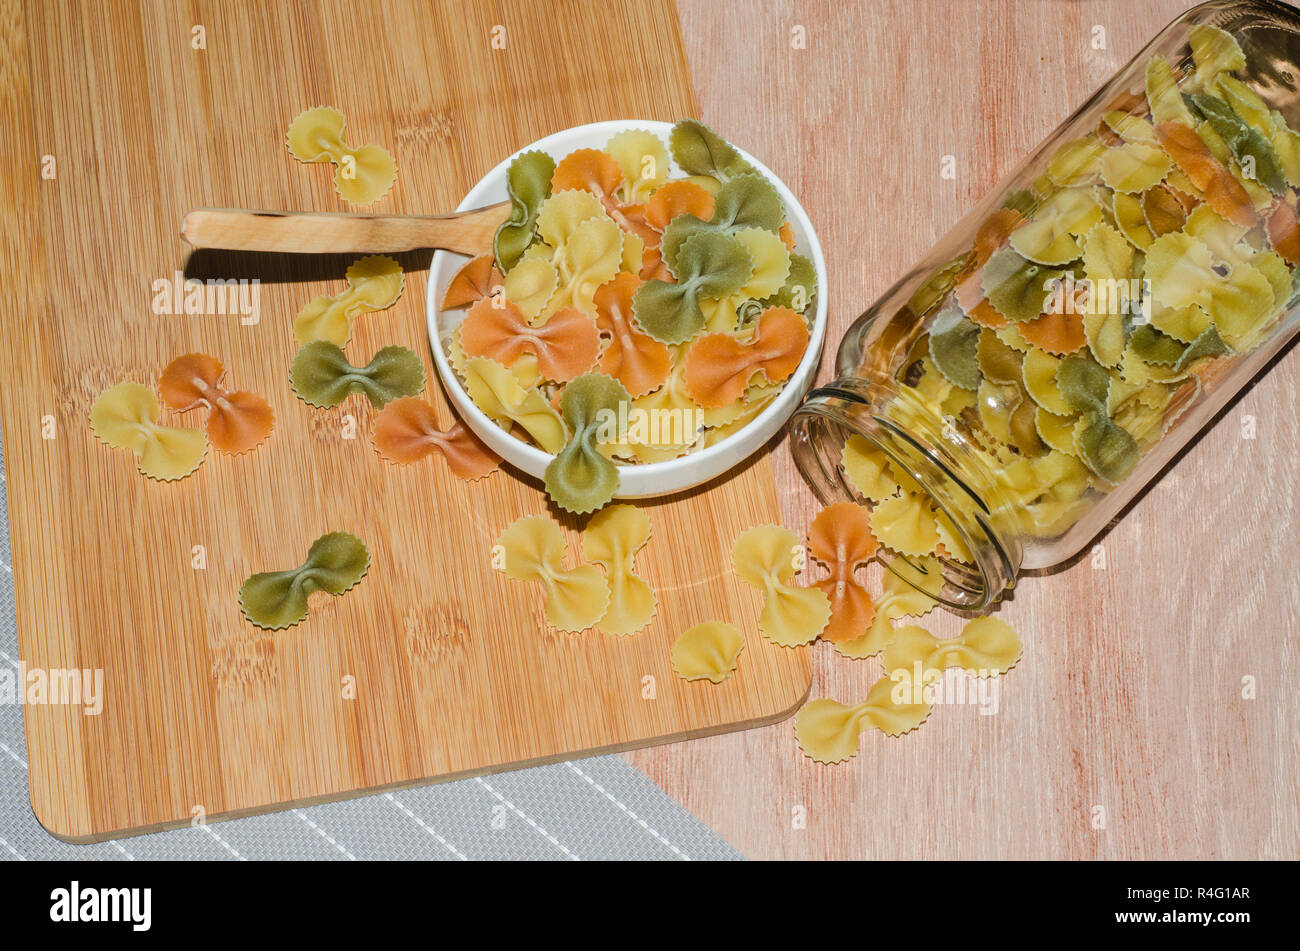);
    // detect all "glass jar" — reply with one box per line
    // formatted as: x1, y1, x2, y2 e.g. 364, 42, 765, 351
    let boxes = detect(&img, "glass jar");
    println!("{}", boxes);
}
791, 0, 1300, 611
